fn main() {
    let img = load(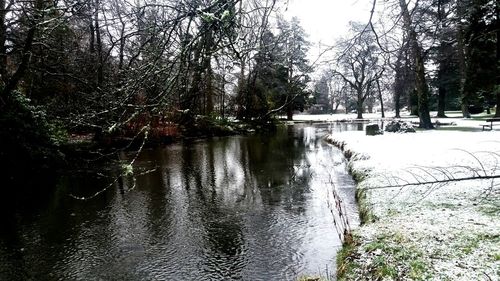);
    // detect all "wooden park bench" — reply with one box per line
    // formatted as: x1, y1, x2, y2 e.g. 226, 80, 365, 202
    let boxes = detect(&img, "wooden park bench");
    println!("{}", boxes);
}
482, 118, 500, 131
